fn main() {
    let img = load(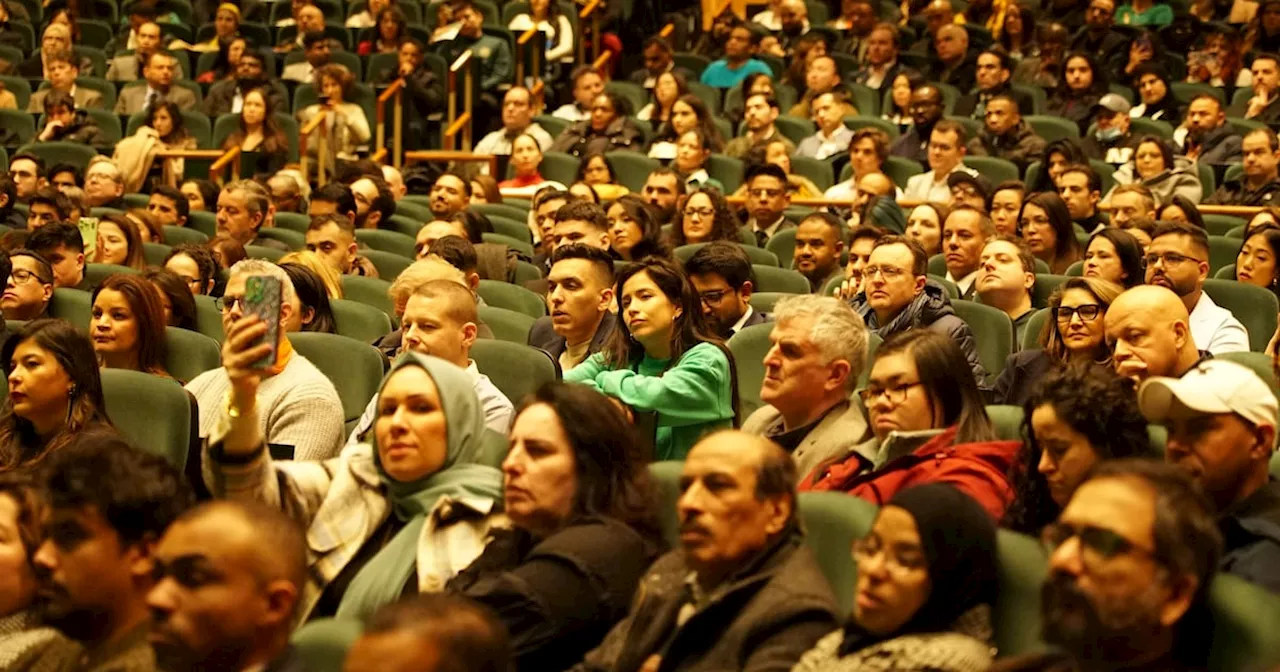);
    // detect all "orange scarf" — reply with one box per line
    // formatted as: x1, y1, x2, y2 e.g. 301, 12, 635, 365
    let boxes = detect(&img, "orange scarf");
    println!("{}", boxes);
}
266, 335, 295, 377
